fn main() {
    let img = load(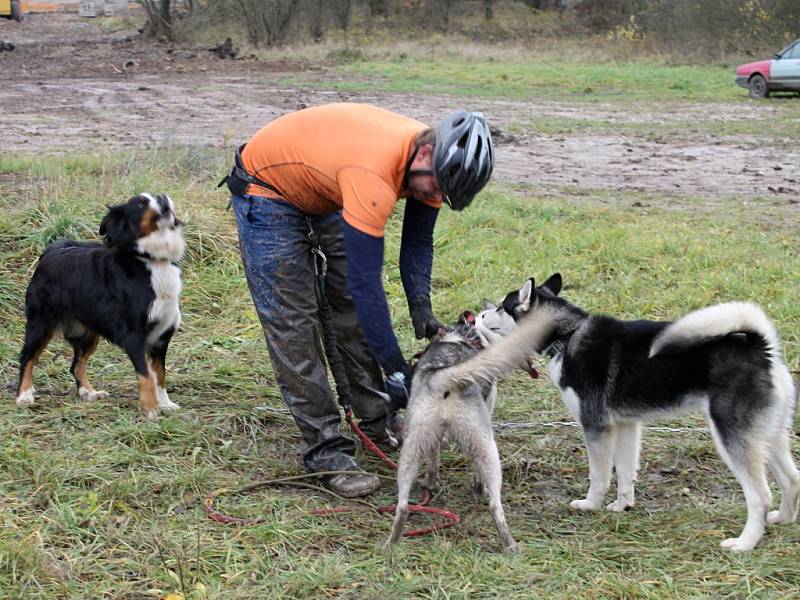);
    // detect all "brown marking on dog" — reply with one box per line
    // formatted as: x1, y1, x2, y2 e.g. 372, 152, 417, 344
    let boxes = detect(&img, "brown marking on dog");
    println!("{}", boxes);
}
138, 207, 160, 237
73, 334, 100, 391
150, 356, 166, 388
17, 330, 54, 394
137, 372, 159, 419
